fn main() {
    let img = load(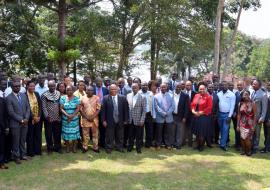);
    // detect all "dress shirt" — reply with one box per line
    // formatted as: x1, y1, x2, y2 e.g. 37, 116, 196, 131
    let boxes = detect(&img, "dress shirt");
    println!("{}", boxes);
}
186, 90, 192, 99
139, 90, 151, 112
217, 90, 236, 117
0, 90, 4, 98
112, 95, 118, 105
35, 84, 48, 96
5, 86, 26, 97
95, 87, 104, 102
173, 92, 180, 114
132, 92, 139, 108
267, 91, 270, 98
